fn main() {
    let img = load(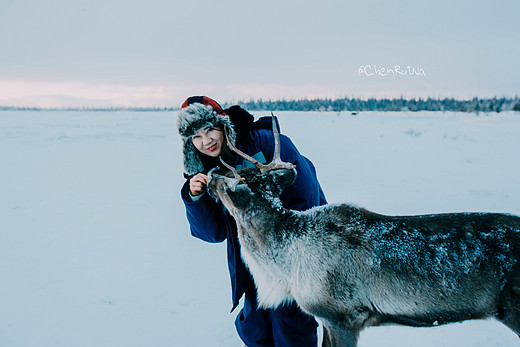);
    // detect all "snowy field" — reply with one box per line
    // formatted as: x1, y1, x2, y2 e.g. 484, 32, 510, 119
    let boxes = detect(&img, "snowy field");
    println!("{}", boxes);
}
1, 109, 519, 347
